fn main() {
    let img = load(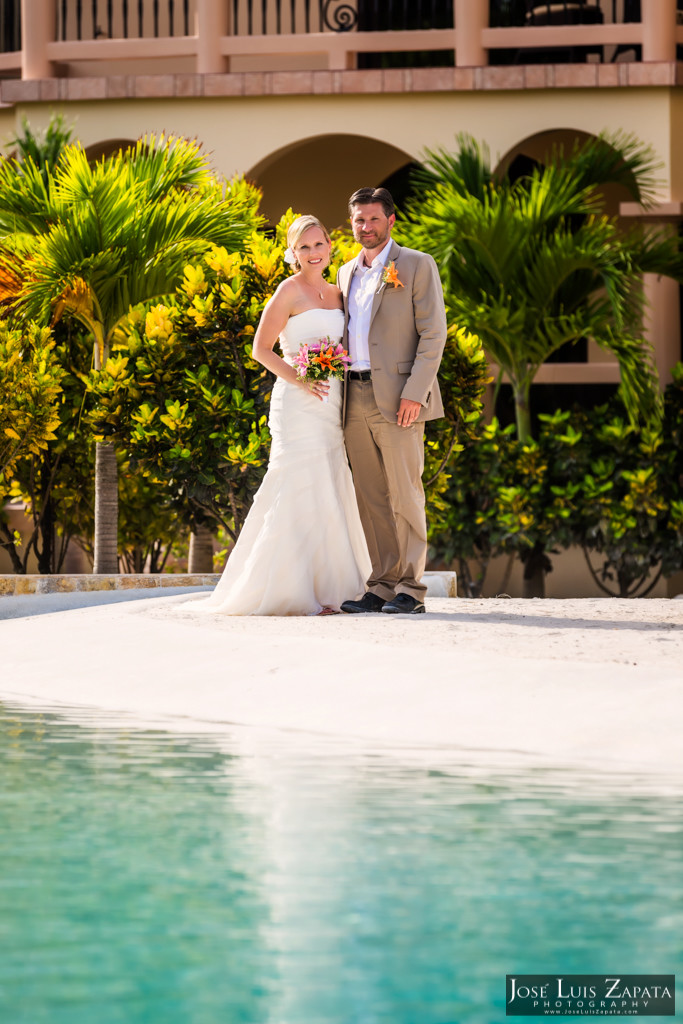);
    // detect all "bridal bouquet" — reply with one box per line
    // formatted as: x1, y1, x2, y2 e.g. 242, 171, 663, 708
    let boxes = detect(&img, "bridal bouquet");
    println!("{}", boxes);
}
293, 337, 351, 384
